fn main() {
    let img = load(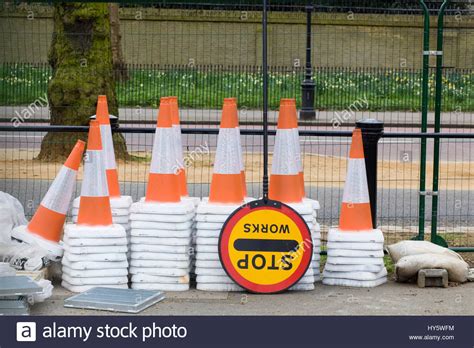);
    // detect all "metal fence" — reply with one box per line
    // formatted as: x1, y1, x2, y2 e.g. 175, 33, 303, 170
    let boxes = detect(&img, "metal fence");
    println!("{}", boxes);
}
0, 0, 473, 250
